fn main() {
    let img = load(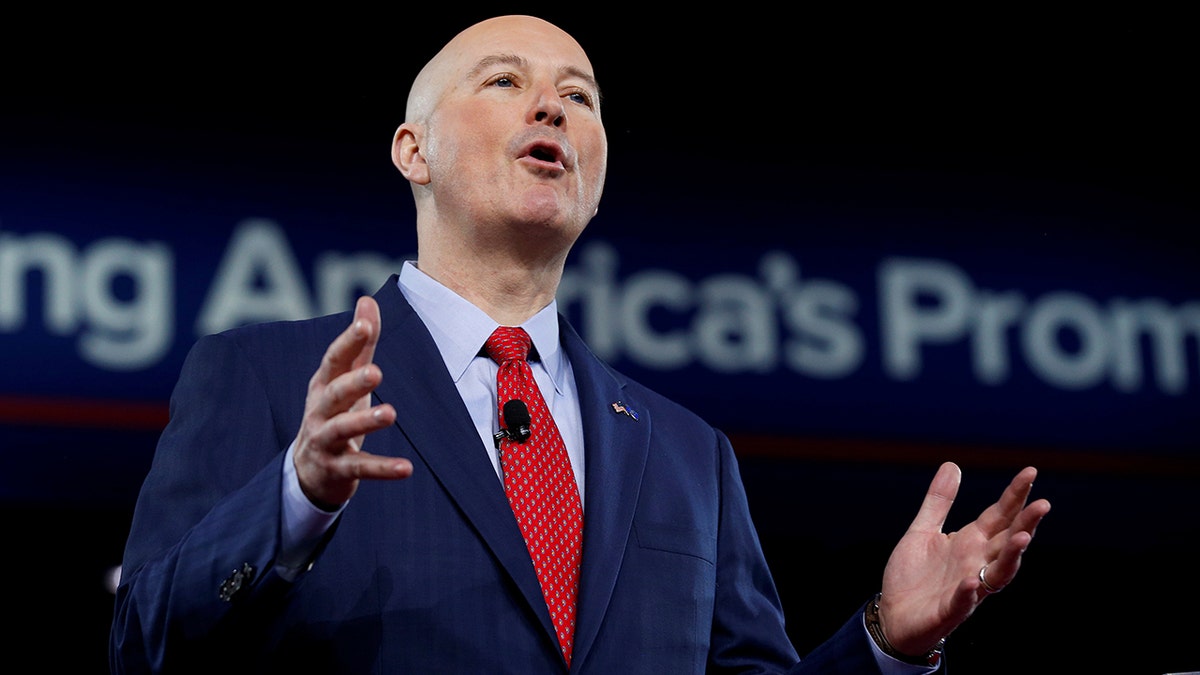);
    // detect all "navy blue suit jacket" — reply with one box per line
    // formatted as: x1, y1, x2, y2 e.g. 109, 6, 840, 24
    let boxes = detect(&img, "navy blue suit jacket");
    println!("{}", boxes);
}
111, 276, 882, 673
